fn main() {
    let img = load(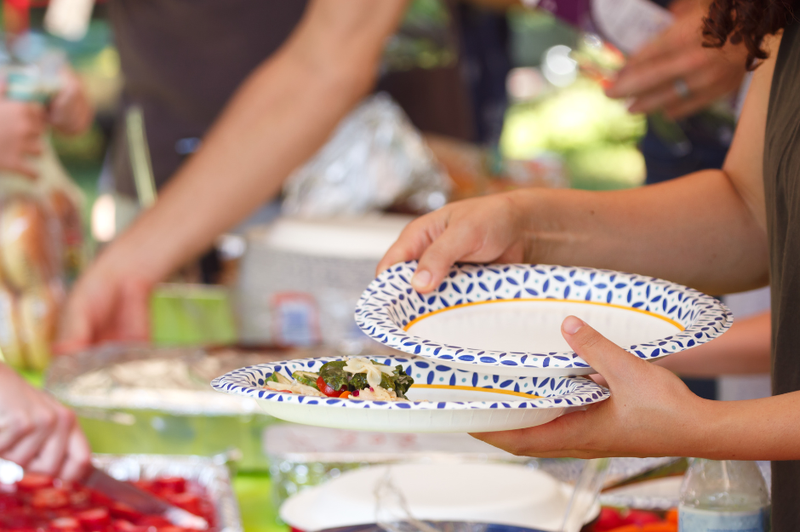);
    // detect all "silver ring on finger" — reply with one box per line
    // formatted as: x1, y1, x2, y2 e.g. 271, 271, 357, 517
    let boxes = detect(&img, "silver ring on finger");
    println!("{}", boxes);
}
673, 78, 691, 100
